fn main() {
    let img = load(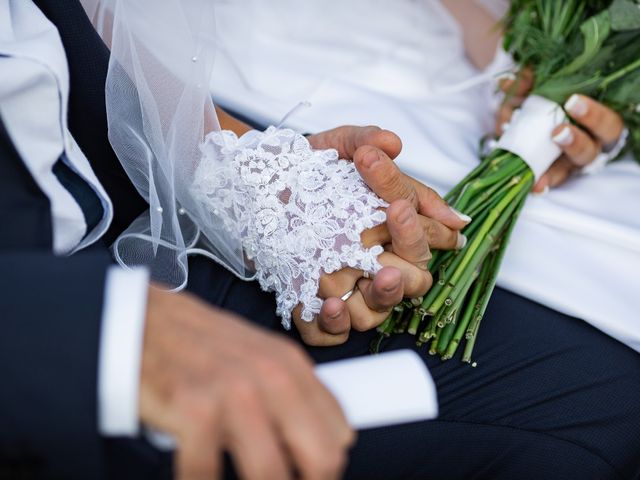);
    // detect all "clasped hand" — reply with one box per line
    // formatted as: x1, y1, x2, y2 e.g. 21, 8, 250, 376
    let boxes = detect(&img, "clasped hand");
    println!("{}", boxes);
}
294, 126, 470, 346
